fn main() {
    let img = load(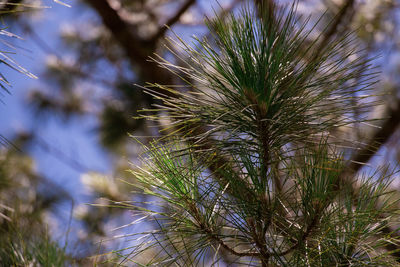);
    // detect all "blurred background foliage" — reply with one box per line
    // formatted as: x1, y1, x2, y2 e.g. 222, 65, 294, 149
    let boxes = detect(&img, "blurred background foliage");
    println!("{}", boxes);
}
2, 0, 400, 265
